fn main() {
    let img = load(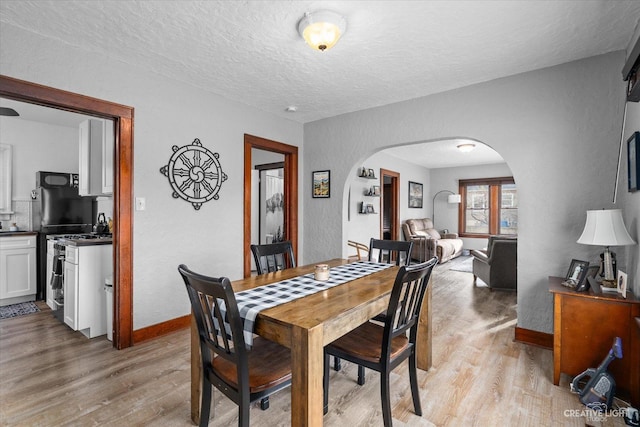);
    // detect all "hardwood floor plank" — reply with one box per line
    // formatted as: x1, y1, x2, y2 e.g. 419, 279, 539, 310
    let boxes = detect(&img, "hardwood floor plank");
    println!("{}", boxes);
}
0, 264, 629, 426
